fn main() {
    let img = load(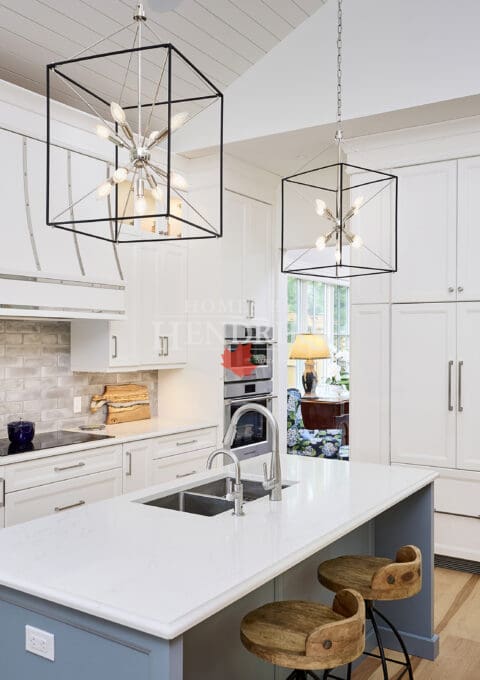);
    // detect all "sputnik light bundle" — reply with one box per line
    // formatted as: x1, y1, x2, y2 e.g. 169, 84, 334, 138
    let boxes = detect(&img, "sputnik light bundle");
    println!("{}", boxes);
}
281, 0, 398, 278
46, 2, 223, 243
